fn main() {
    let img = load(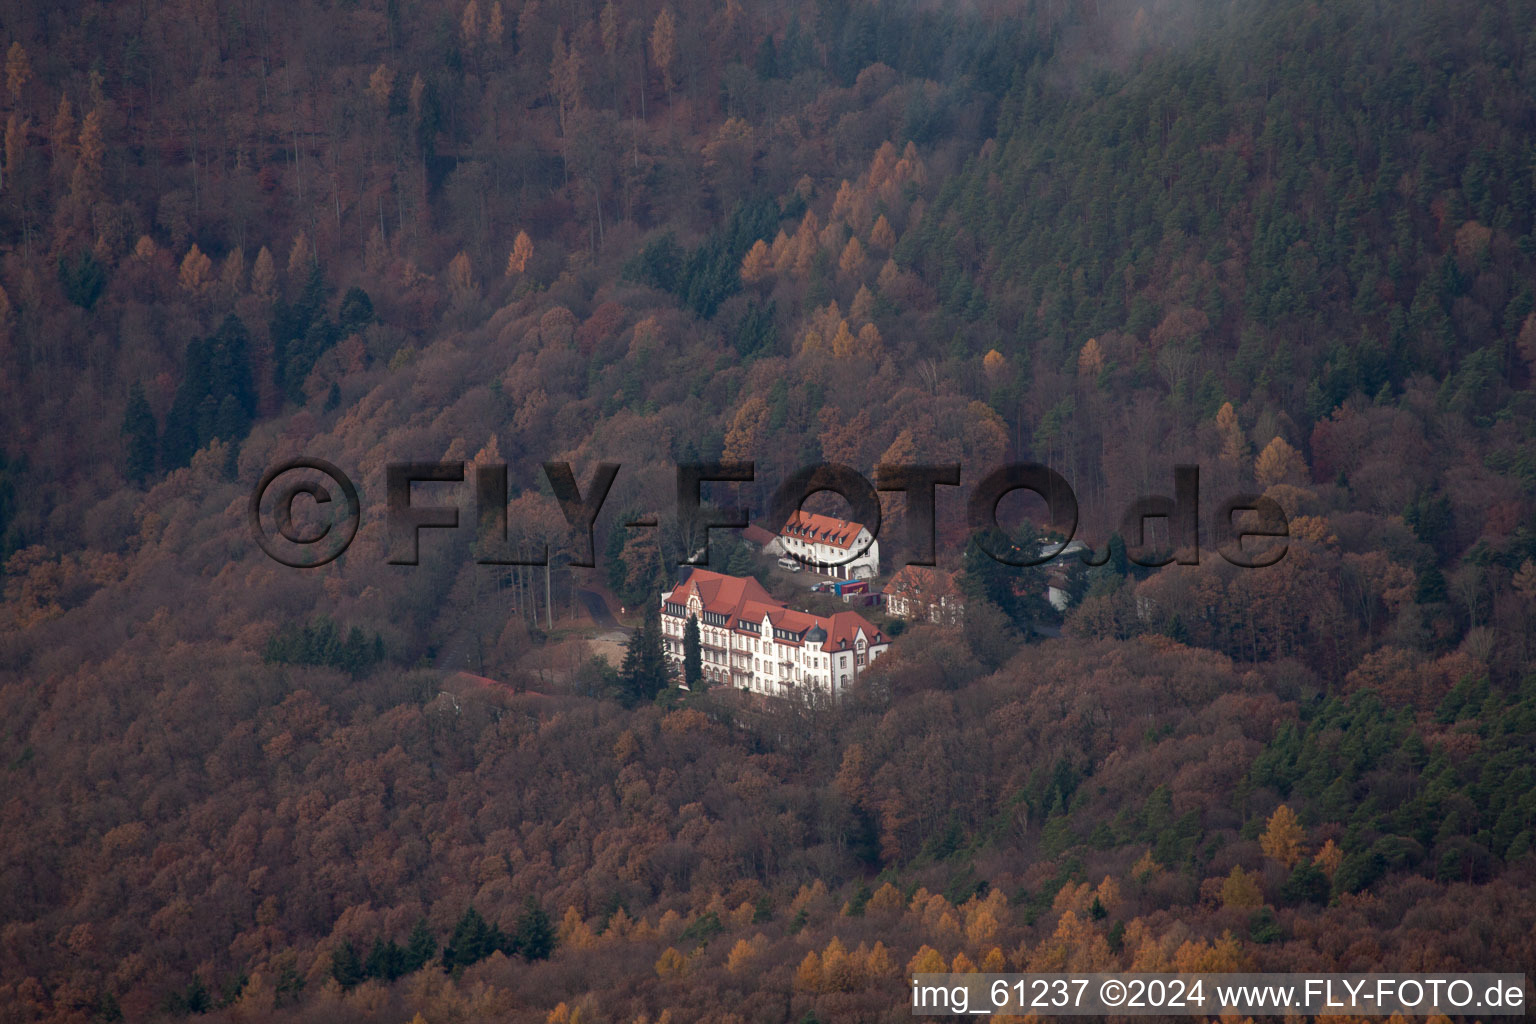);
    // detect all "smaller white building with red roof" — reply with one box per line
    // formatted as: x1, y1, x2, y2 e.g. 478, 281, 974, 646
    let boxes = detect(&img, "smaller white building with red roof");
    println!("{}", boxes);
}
659, 569, 889, 698
776, 510, 879, 580
885, 565, 965, 625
